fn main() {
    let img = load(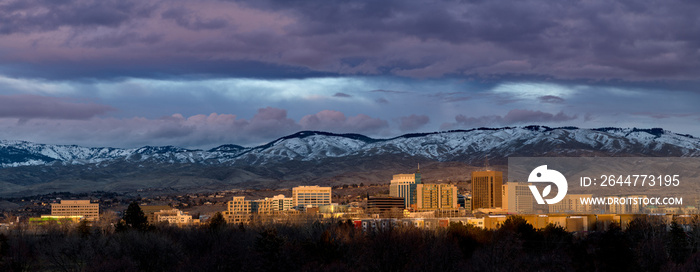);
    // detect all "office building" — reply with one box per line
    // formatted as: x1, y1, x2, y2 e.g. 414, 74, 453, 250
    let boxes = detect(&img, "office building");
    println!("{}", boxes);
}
251, 194, 294, 214
471, 170, 503, 209
224, 196, 252, 224
389, 168, 422, 209
140, 205, 172, 224
293, 186, 332, 208
502, 182, 534, 214
154, 209, 196, 226
367, 196, 406, 215
416, 183, 458, 211
51, 200, 99, 220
